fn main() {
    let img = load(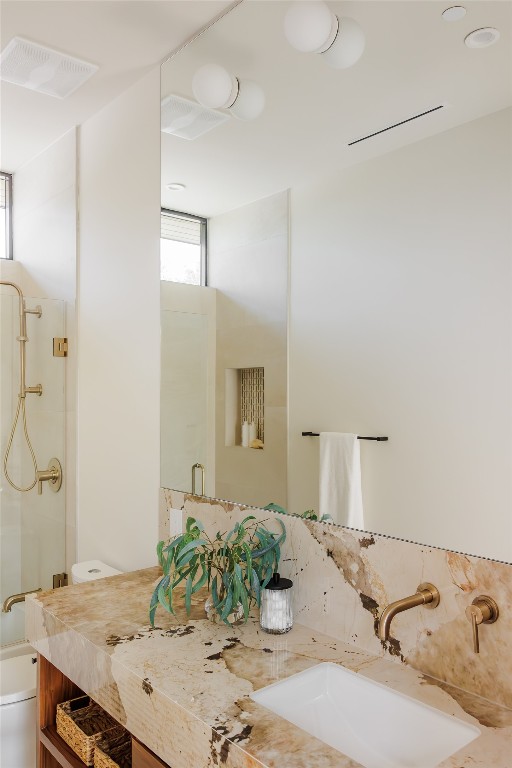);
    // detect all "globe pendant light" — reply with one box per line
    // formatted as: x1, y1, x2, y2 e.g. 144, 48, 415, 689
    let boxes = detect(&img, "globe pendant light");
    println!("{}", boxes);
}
283, 1, 365, 69
192, 63, 265, 121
